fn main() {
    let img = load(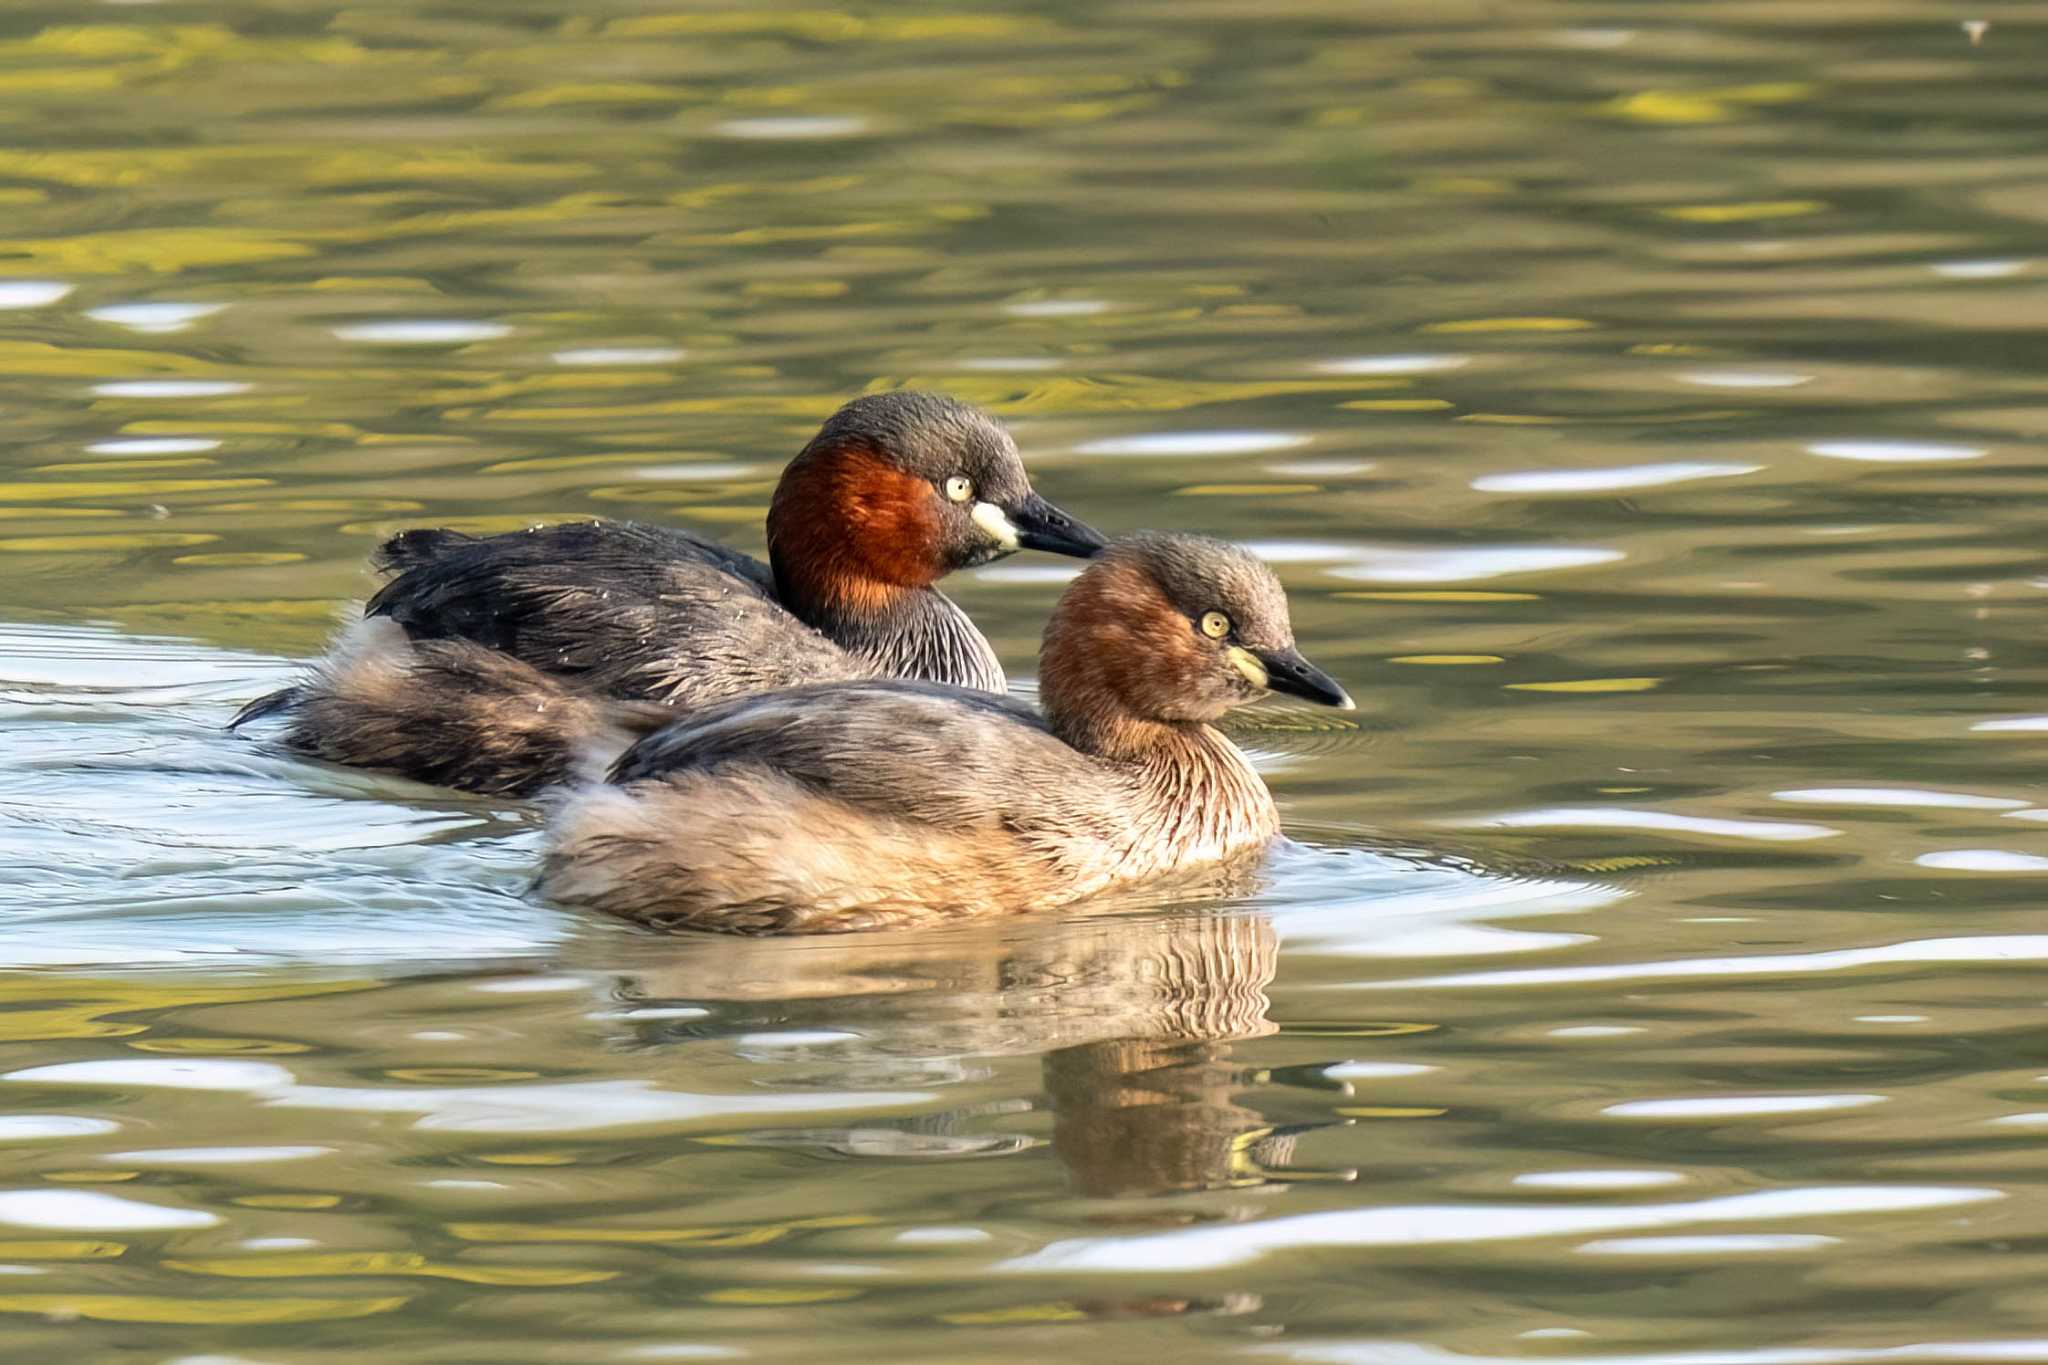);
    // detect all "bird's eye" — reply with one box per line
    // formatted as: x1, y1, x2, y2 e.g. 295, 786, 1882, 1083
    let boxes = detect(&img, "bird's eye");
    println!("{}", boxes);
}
1200, 610, 1231, 639
944, 474, 974, 503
